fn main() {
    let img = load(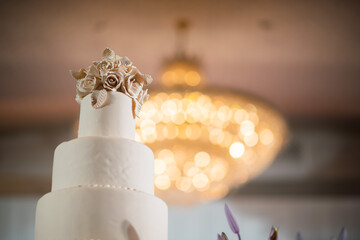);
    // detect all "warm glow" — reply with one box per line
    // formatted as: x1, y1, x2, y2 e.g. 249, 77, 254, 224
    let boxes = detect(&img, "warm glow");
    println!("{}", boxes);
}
244, 132, 259, 147
192, 173, 209, 189
234, 109, 248, 124
160, 63, 203, 87
240, 120, 255, 136
229, 142, 245, 158
185, 124, 202, 140
158, 149, 175, 165
154, 159, 166, 175
260, 129, 274, 145
136, 90, 287, 204
185, 71, 201, 86
176, 177, 192, 192
161, 71, 176, 86
140, 119, 155, 135
194, 151, 211, 167
126, 18, 289, 204
184, 162, 200, 177
166, 165, 181, 180
209, 161, 227, 181
155, 175, 171, 190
